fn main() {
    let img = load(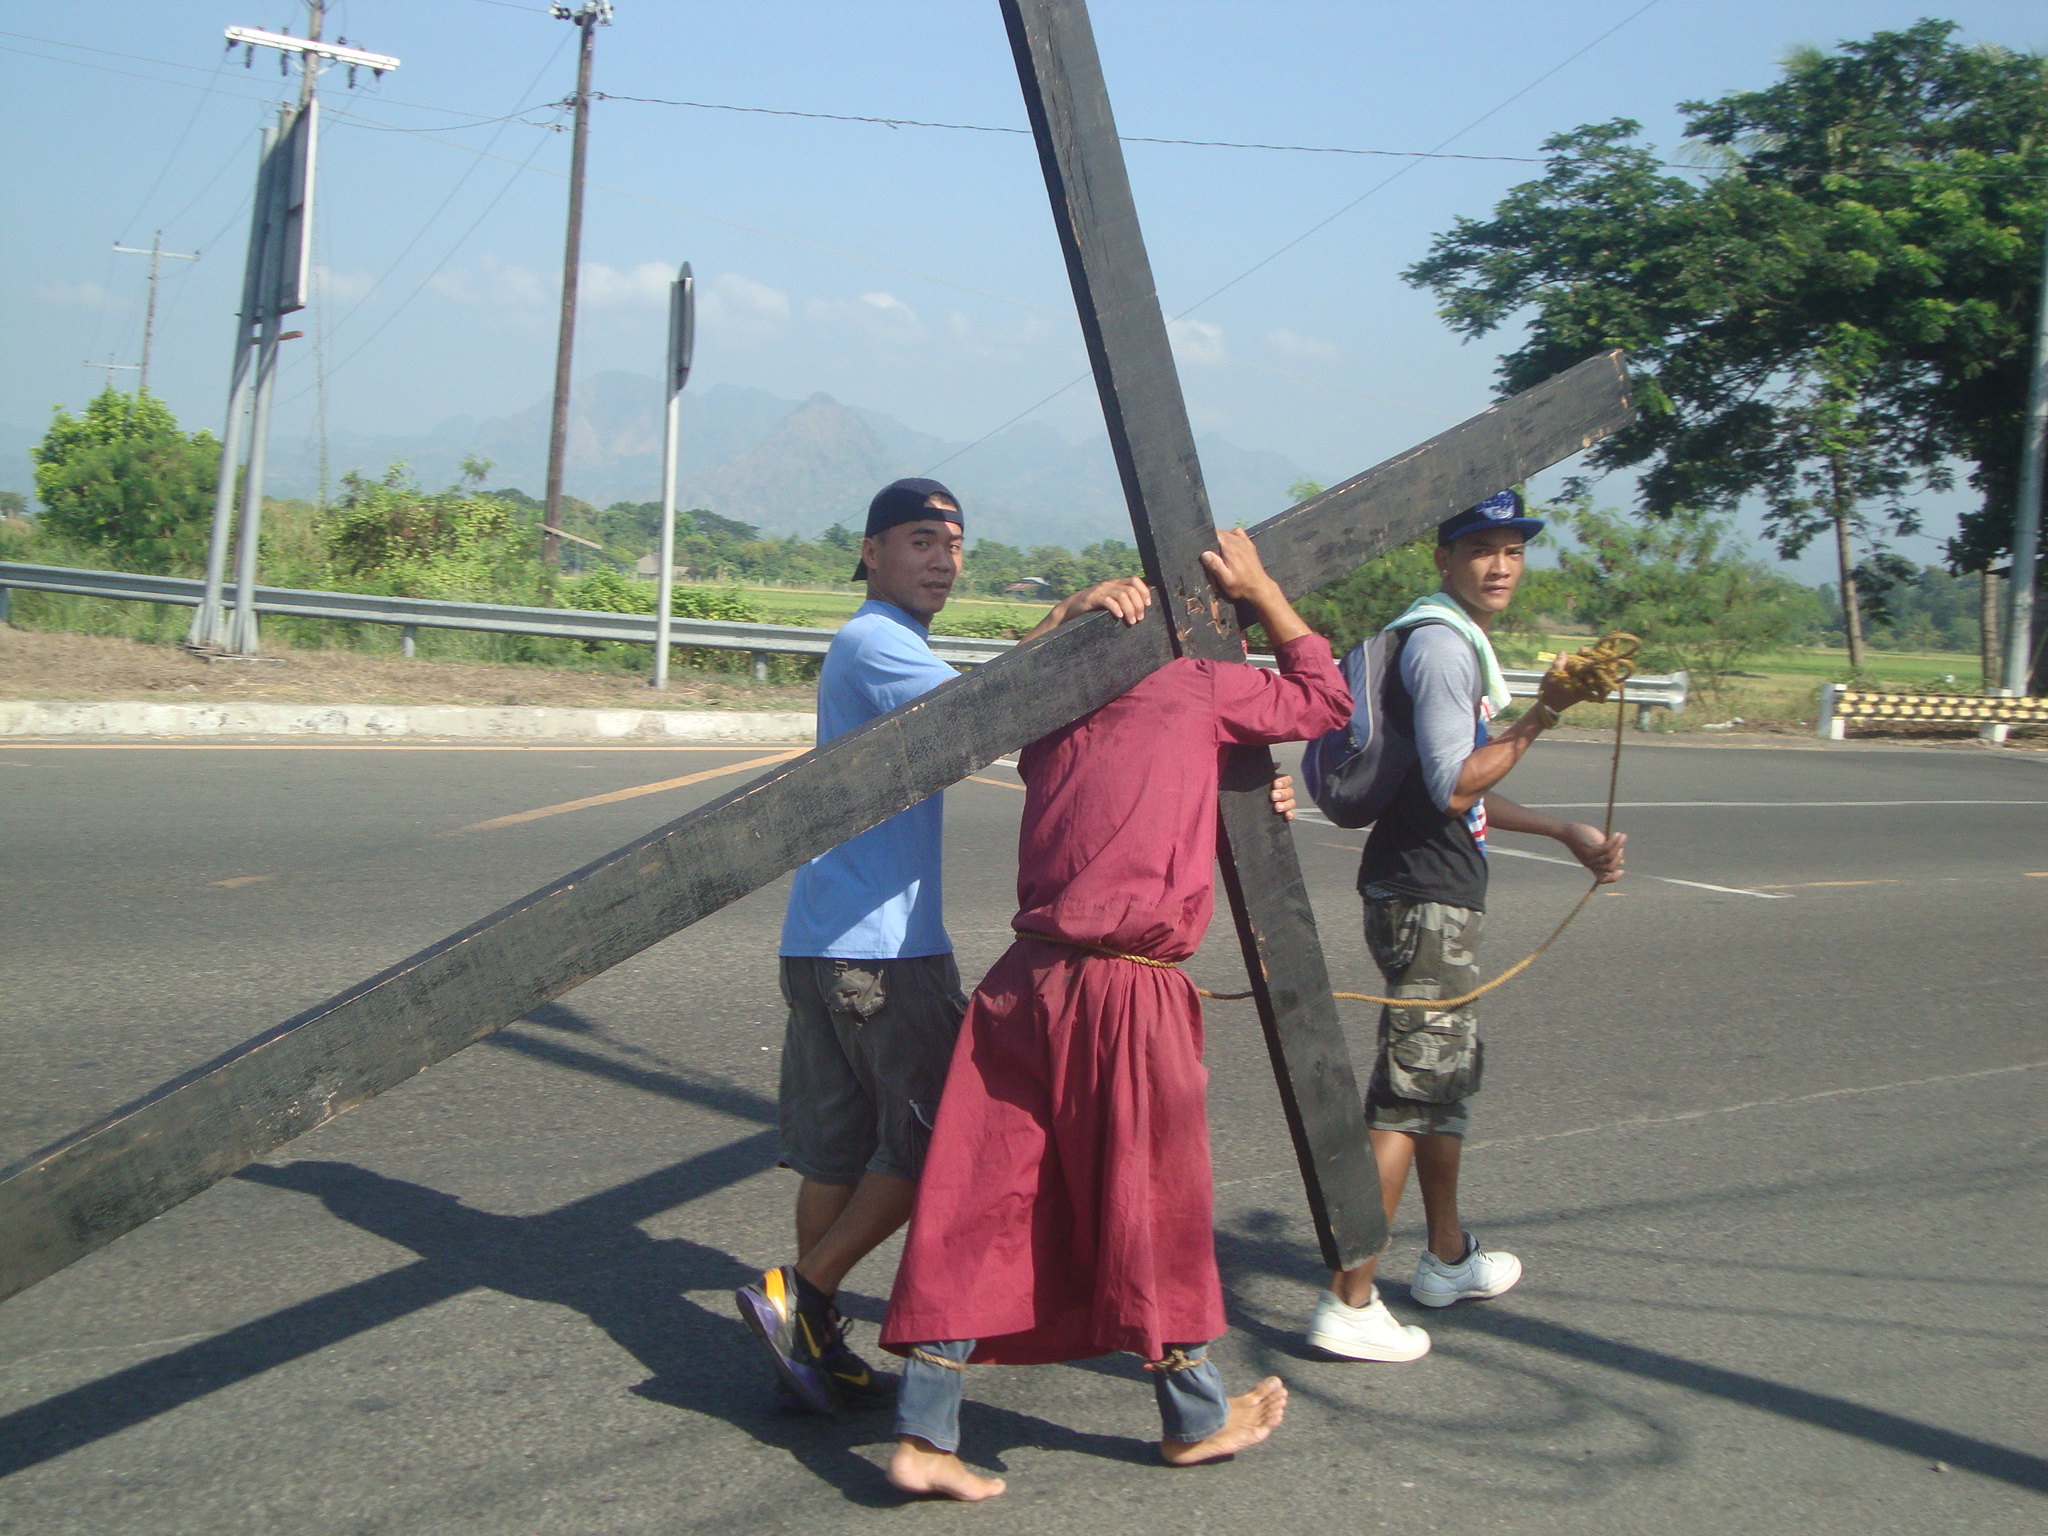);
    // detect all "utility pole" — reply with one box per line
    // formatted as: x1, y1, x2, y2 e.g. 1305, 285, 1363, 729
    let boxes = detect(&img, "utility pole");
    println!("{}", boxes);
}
2007, 209, 2048, 697
542, 1, 613, 569
112, 234, 200, 395
82, 357, 140, 393
189, 6, 396, 654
